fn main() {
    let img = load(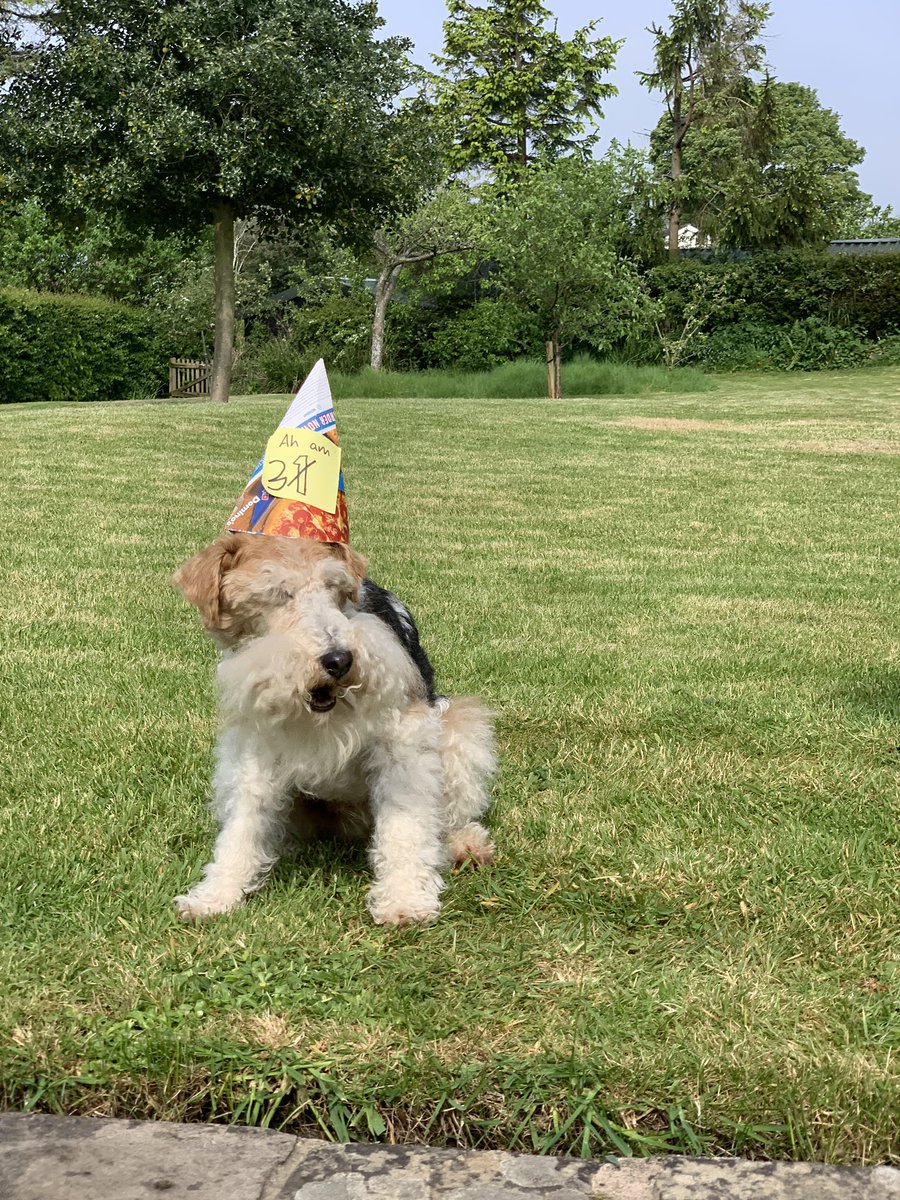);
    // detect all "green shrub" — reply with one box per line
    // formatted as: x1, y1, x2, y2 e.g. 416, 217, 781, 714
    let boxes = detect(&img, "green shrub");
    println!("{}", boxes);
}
236, 250, 900, 384
697, 317, 869, 372
287, 292, 373, 372
233, 336, 310, 394
235, 292, 373, 392
646, 251, 900, 370
693, 321, 780, 371
0, 288, 171, 403
869, 334, 900, 366
649, 251, 900, 342
427, 299, 543, 370
384, 301, 452, 371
